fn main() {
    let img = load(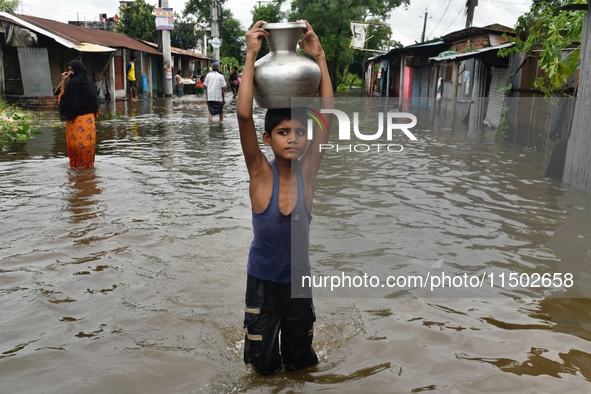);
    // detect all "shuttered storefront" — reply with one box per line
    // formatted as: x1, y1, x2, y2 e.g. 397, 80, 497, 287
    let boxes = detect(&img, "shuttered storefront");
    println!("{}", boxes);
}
17, 47, 53, 96
483, 67, 510, 128
418, 66, 432, 110
411, 65, 433, 110
411, 67, 421, 108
